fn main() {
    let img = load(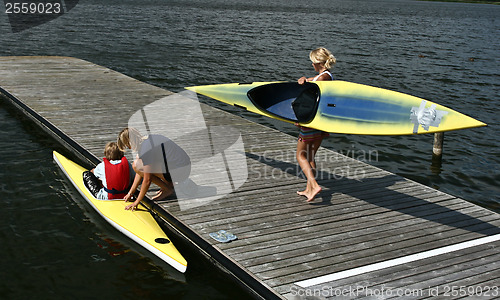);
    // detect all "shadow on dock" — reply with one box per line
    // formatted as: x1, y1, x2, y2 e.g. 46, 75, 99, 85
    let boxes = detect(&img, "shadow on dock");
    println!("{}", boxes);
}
245, 151, 500, 235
